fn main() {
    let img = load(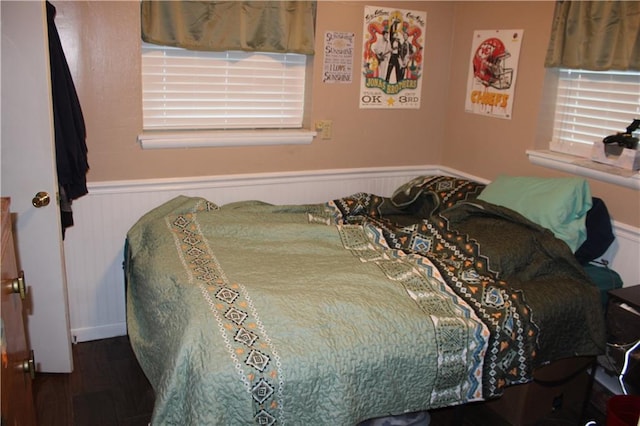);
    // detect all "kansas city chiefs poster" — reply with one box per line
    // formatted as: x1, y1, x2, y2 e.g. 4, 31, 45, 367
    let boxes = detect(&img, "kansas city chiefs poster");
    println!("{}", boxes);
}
465, 29, 524, 119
